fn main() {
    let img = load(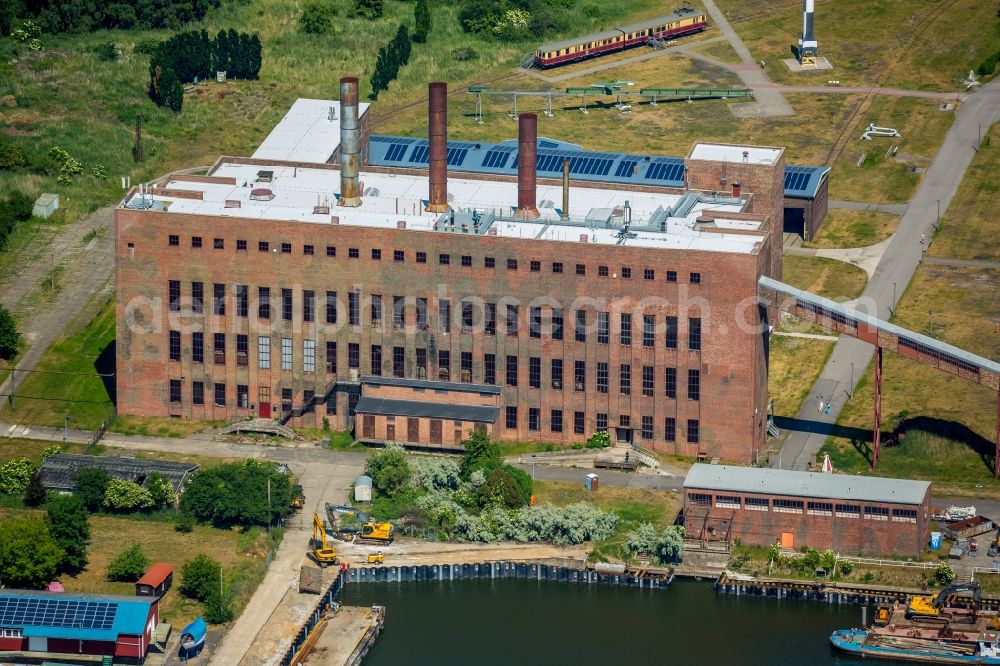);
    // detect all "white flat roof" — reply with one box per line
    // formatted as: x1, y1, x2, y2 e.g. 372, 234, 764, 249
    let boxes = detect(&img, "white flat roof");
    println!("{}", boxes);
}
135, 161, 765, 254
690, 143, 782, 166
251, 99, 370, 164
